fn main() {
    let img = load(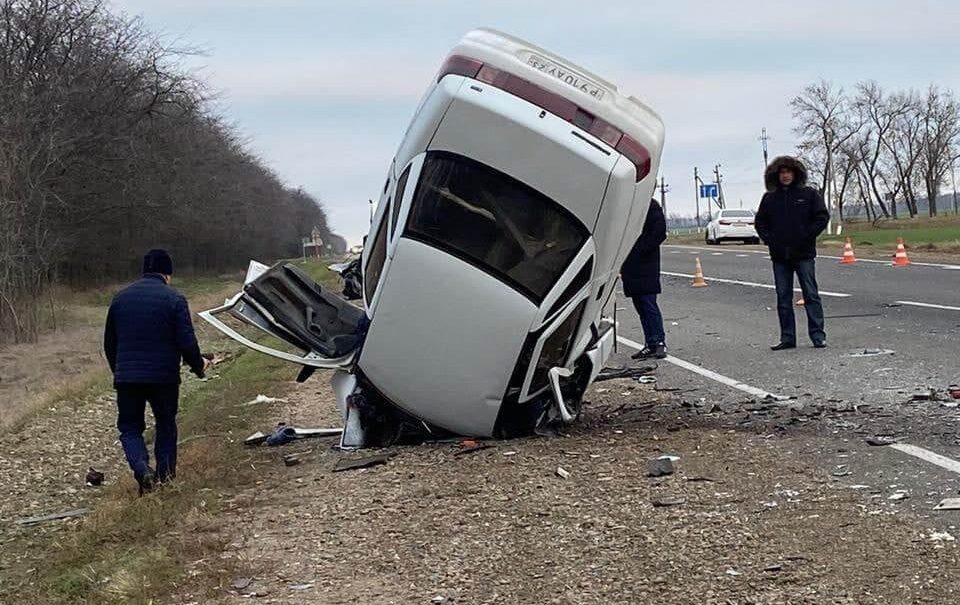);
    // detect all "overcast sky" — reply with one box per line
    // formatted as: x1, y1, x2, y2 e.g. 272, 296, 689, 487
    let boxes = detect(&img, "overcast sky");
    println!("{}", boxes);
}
112, 0, 960, 245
